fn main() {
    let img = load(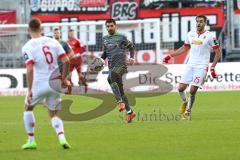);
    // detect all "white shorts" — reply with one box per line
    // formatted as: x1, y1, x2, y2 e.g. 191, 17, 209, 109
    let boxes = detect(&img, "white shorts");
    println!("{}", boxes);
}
25, 81, 62, 111
180, 66, 207, 87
